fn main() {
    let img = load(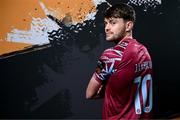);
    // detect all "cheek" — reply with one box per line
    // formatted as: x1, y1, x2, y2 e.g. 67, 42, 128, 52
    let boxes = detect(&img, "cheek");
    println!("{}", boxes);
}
112, 26, 120, 33
114, 26, 124, 34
